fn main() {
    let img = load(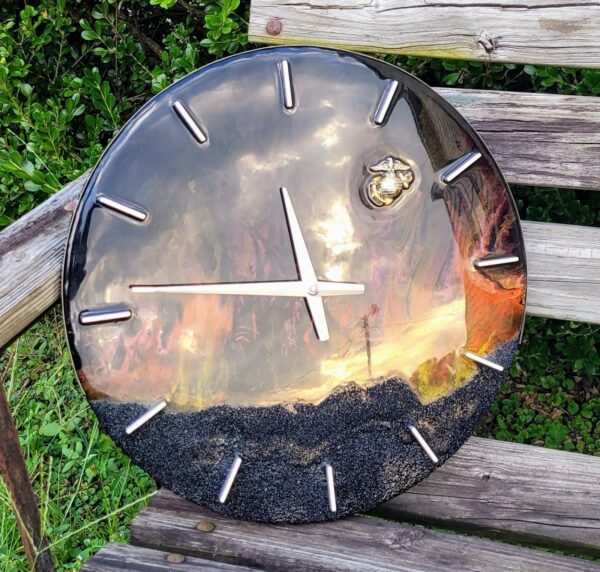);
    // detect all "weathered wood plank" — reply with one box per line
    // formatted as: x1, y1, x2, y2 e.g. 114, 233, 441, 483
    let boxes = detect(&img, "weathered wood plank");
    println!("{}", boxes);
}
522, 221, 600, 323
82, 542, 255, 571
0, 382, 54, 571
130, 488, 599, 572
249, 0, 600, 68
438, 89, 600, 191
0, 174, 86, 349
375, 437, 600, 556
